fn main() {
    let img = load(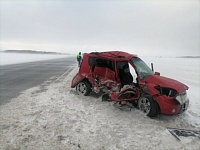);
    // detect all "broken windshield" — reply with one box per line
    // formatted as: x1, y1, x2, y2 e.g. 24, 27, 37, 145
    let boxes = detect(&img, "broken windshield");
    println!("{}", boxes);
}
131, 57, 154, 79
